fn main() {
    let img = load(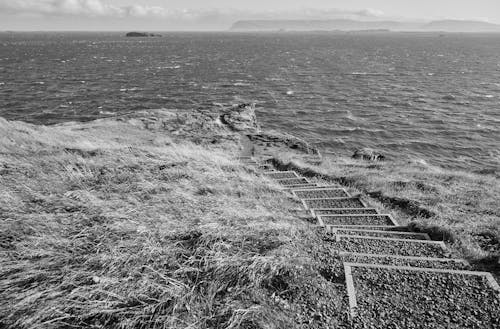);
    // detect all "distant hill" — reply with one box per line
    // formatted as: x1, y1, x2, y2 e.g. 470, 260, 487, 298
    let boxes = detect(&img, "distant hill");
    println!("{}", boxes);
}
230, 19, 500, 32
422, 20, 500, 32
230, 19, 416, 32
